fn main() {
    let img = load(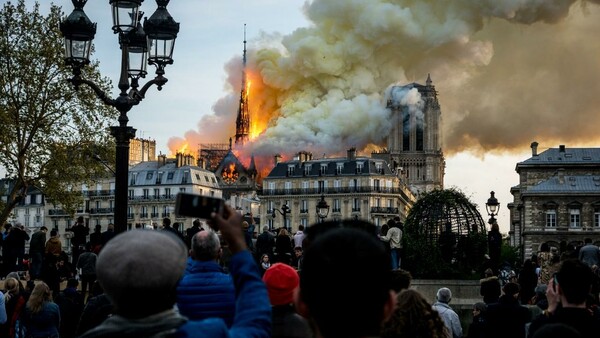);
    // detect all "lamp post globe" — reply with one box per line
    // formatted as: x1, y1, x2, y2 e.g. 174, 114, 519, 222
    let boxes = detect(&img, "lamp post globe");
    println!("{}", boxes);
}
485, 191, 500, 225
316, 195, 330, 223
